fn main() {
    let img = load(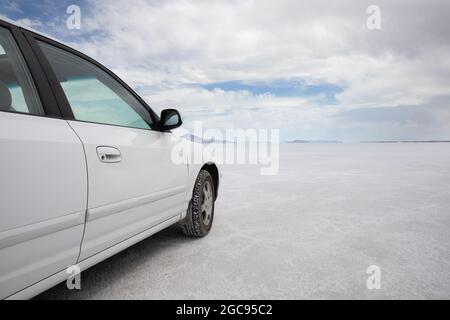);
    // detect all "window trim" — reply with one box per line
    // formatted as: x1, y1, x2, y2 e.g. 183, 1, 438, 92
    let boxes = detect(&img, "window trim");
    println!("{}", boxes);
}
22, 30, 160, 130
0, 20, 61, 118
